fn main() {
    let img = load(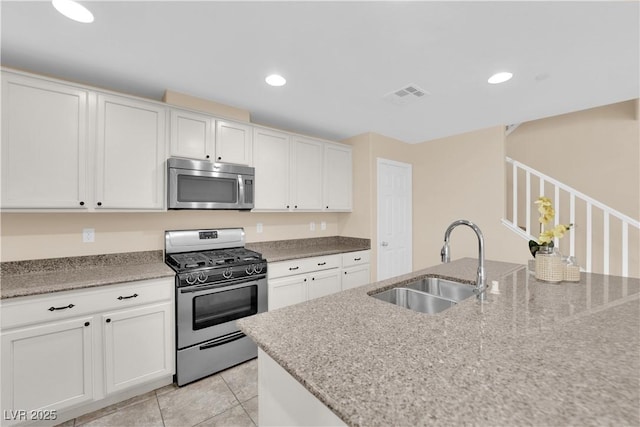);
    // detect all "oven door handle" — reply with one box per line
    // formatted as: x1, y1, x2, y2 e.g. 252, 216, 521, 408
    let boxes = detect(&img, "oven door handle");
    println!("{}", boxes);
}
199, 331, 247, 350
179, 276, 265, 294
